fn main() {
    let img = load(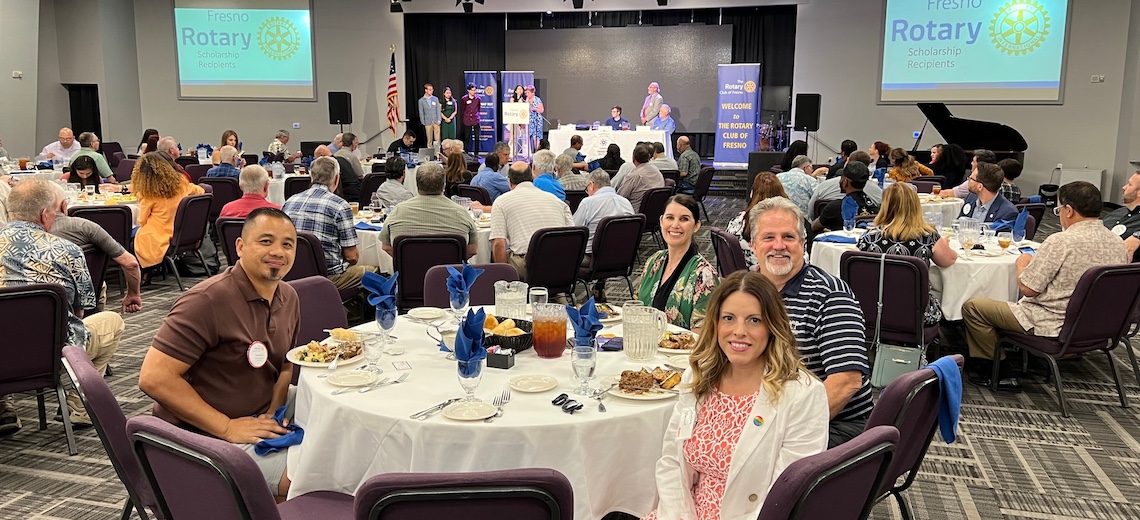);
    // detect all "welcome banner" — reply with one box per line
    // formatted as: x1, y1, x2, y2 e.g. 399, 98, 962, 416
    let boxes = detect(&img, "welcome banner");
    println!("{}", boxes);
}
464, 71, 499, 154
713, 64, 762, 165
